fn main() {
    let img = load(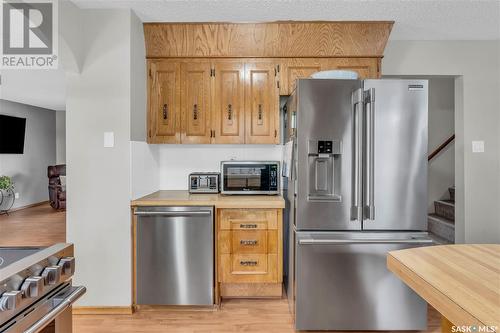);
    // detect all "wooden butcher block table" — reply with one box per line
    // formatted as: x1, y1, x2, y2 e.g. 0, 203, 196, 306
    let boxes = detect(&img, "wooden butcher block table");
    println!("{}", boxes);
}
387, 244, 500, 332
